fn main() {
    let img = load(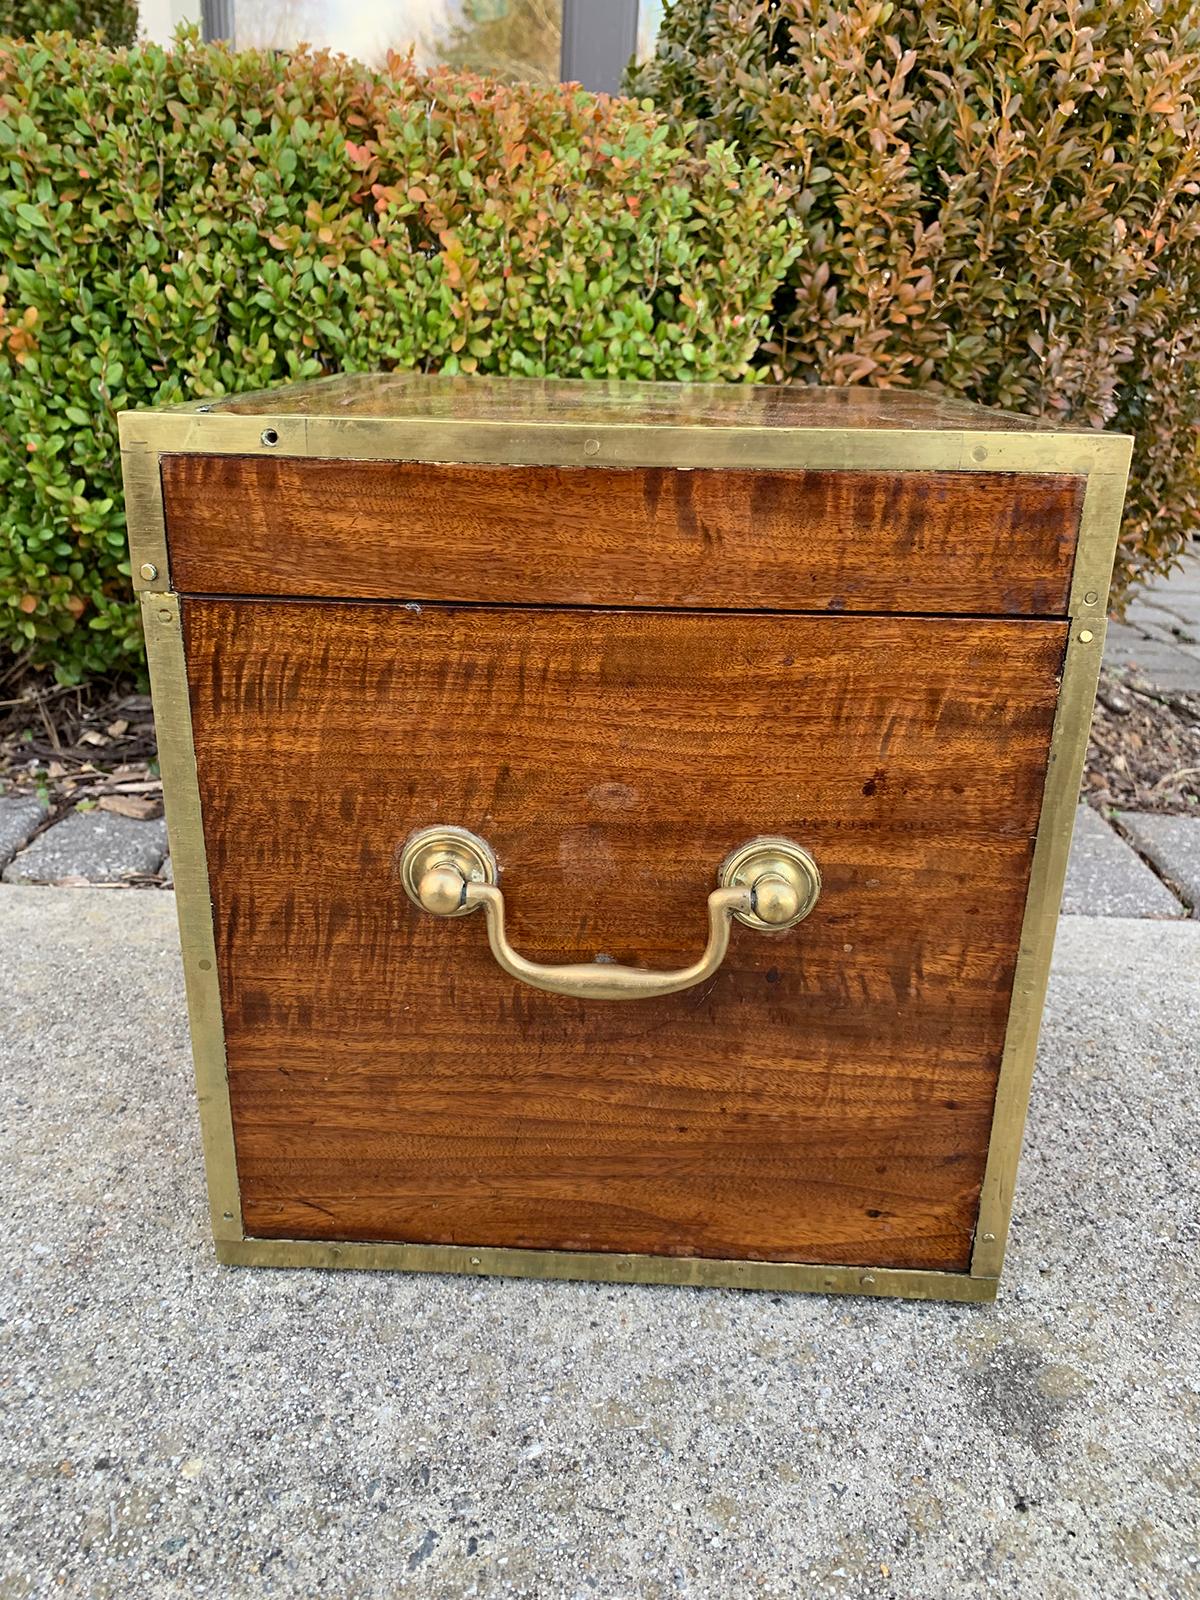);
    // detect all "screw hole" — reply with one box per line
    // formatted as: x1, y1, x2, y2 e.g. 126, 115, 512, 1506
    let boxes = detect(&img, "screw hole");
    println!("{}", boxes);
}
261, 428, 279, 447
